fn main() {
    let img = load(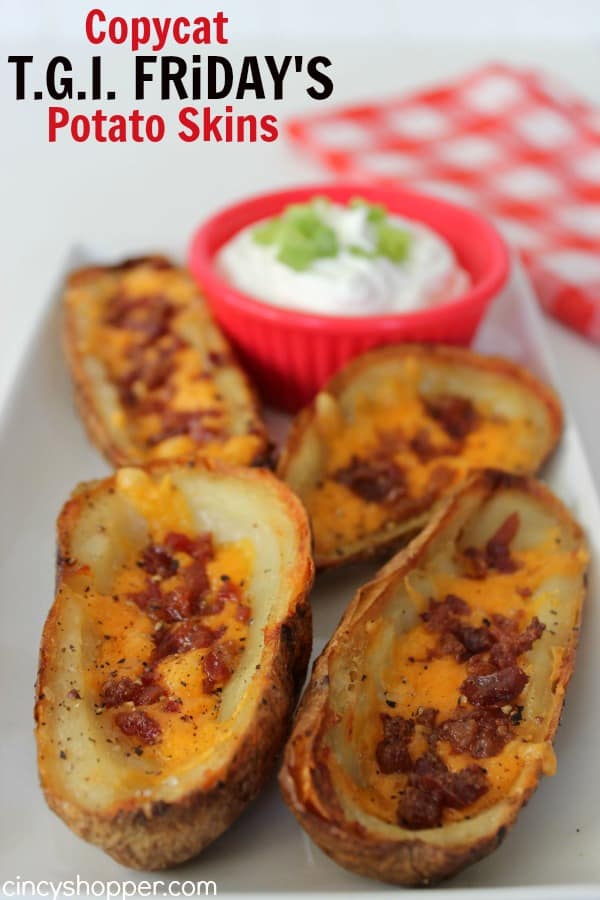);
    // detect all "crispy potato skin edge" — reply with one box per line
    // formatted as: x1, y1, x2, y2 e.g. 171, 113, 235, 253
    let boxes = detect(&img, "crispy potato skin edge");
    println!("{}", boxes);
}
279, 469, 586, 886
63, 256, 269, 469
35, 459, 314, 870
277, 344, 564, 569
